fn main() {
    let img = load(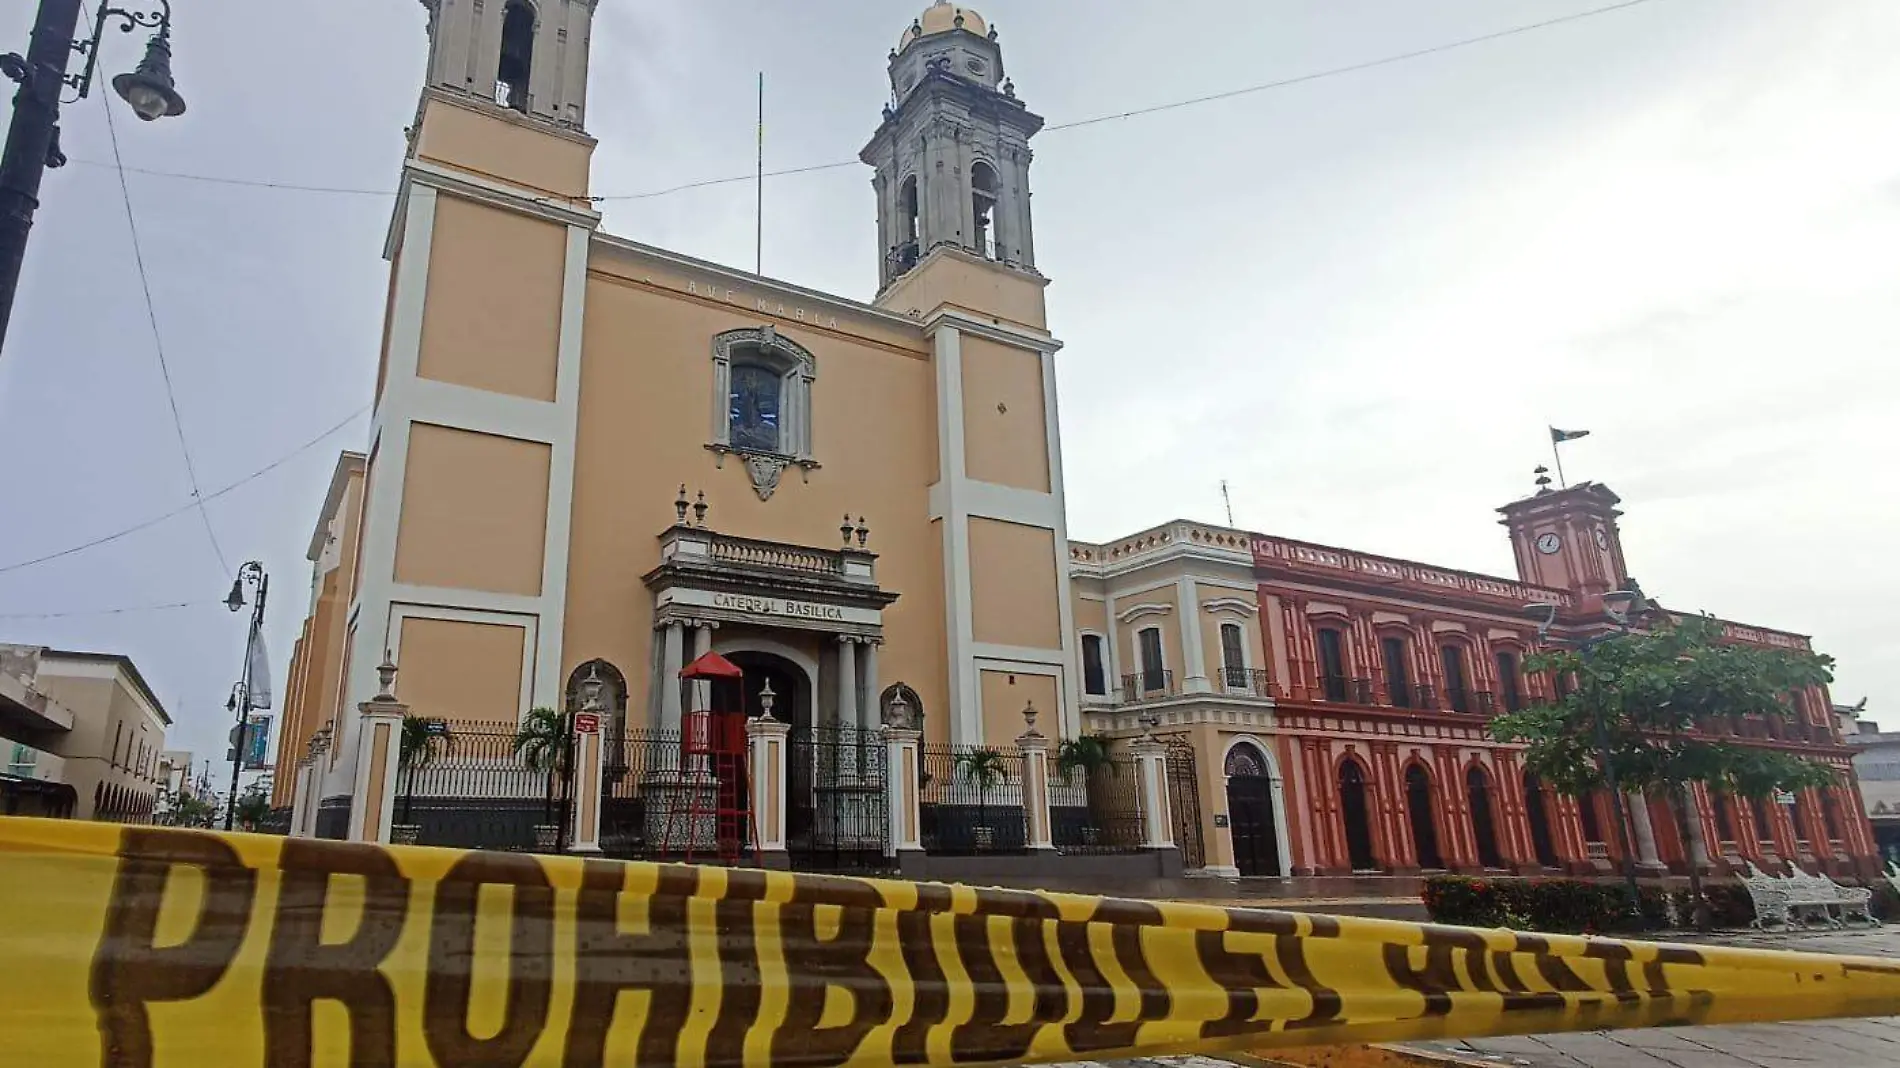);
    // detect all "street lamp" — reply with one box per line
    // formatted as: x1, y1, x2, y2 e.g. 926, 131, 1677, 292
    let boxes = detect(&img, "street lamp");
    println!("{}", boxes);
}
1527, 580, 1651, 906
0, 0, 186, 352
223, 561, 268, 831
